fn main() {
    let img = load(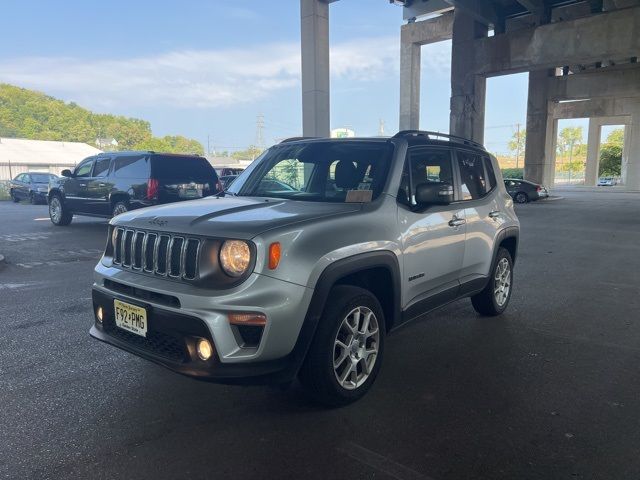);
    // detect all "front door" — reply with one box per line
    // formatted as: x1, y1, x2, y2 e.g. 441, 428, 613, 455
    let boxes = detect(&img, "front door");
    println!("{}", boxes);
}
398, 147, 466, 311
64, 157, 94, 212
